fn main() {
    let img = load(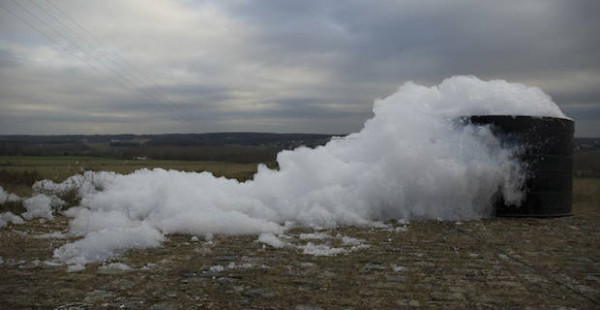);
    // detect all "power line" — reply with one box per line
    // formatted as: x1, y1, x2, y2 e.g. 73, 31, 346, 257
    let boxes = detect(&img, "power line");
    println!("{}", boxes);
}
40, 0, 183, 110
44, 0, 172, 101
31, 0, 189, 121
1, 0, 192, 122
28, 0, 177, 113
